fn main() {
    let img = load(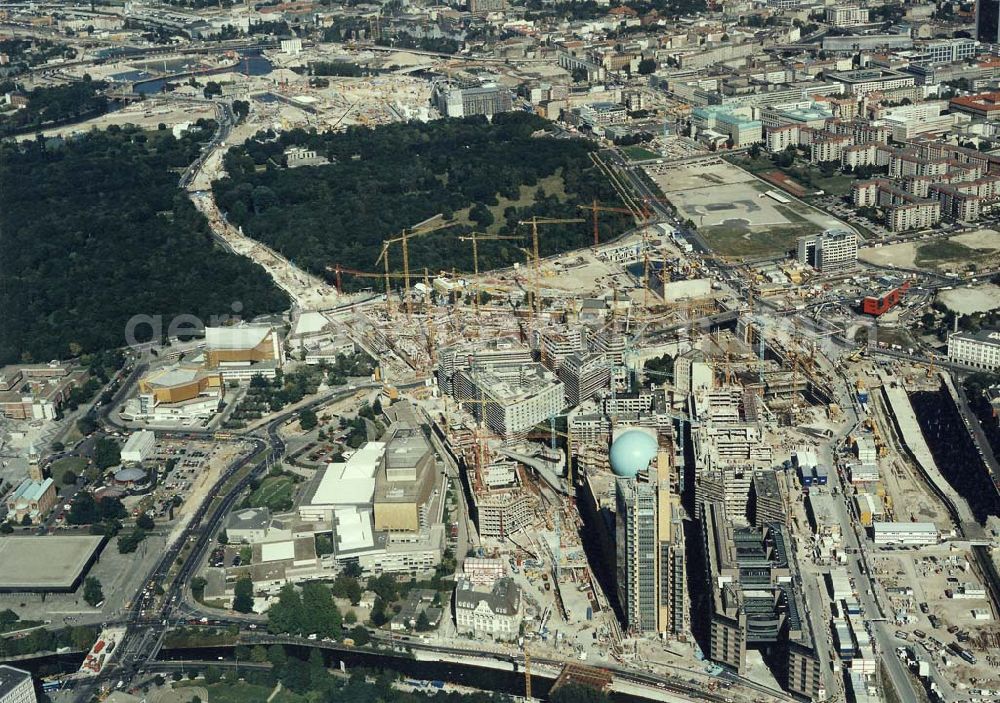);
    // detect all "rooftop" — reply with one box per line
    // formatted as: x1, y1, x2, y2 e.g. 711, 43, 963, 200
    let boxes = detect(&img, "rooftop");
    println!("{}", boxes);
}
472, 362, 562, 404
0, 536, 104, 591
333, 506, 376, 553
950, 92, 1000, 112
260, 541, 295, 562
291, 311, 329, 337
951, 328, 1000, 345
827, 68, 912, 82
144, 365, 205, 388
306, 442, 385, 507
9, 477, 53, 504
227, 507, 271, 532
0, 666, 31, 699
752, 470, 781, 501
114, 467, 147, 482
455, 576, 521, 615
384, 429, 431, 470
872, 521, 938, 533
122, 430, 154, 452
205, 324, 273, 350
